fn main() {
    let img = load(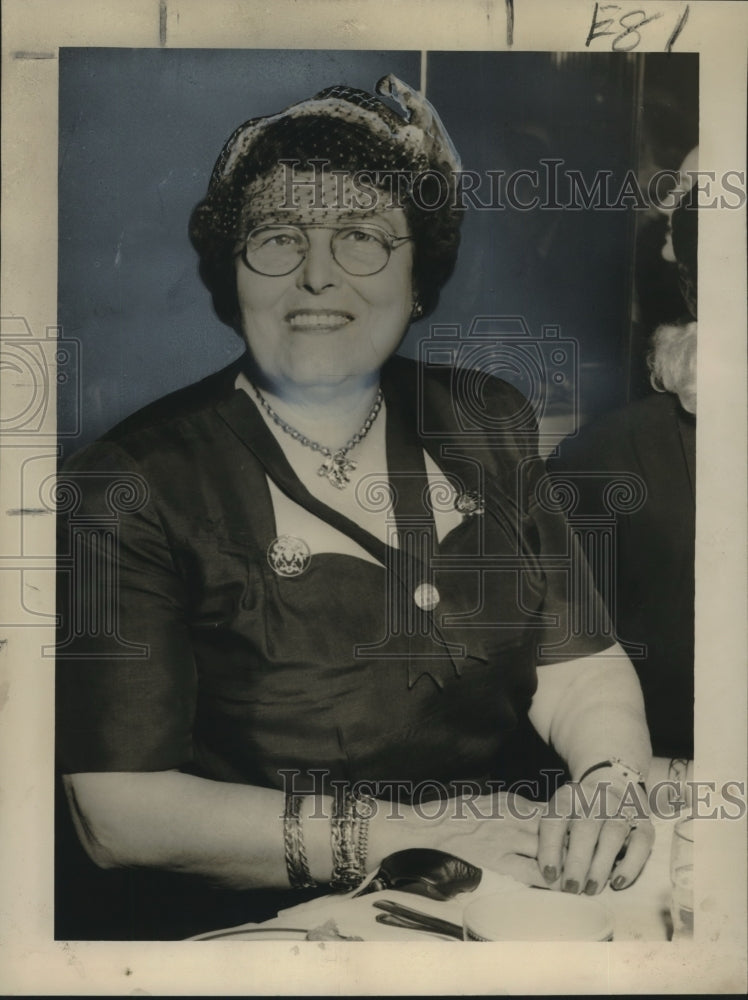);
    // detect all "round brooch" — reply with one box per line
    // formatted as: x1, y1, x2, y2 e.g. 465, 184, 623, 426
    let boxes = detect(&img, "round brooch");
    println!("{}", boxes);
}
267, 535, 312, 577
454, 490, 485, 517
413, 582, 440, 611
